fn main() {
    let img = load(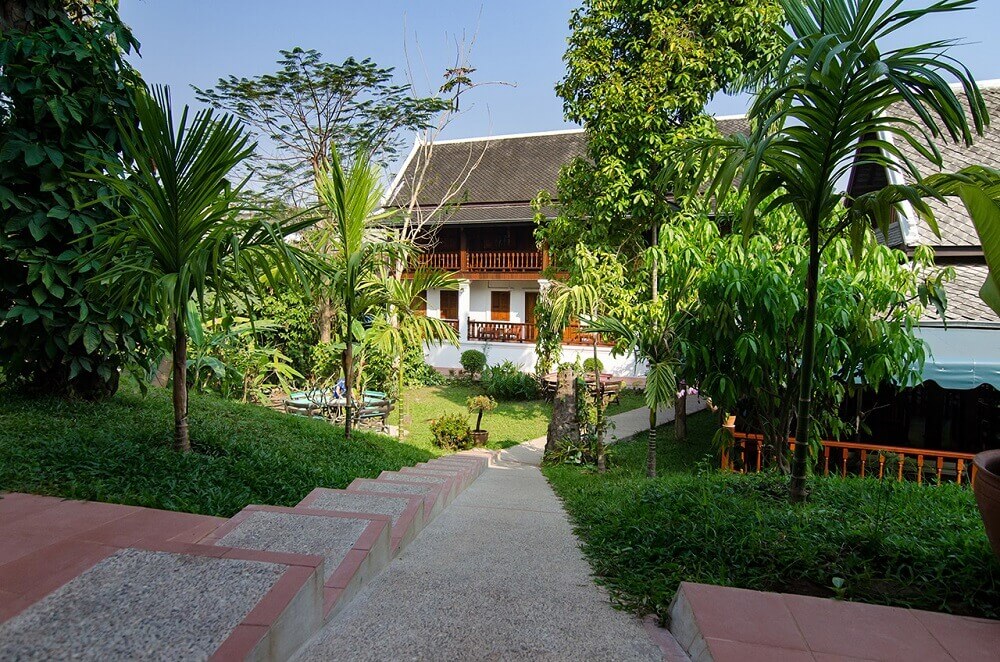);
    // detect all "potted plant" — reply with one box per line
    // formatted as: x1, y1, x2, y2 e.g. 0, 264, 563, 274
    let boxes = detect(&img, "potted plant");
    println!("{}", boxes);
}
467, 395, 497, 446
973, 450, 1000, 560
